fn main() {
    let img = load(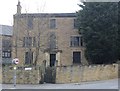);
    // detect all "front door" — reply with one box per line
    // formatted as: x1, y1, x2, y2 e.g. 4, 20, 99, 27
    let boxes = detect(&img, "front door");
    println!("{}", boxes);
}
50, 54, 56, 67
